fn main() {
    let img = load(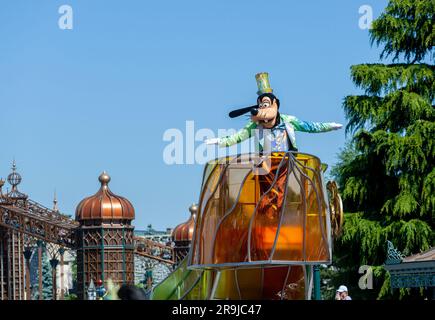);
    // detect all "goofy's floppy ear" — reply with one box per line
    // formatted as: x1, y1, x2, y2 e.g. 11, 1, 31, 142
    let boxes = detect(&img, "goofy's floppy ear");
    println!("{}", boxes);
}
273, 98, 280, 109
